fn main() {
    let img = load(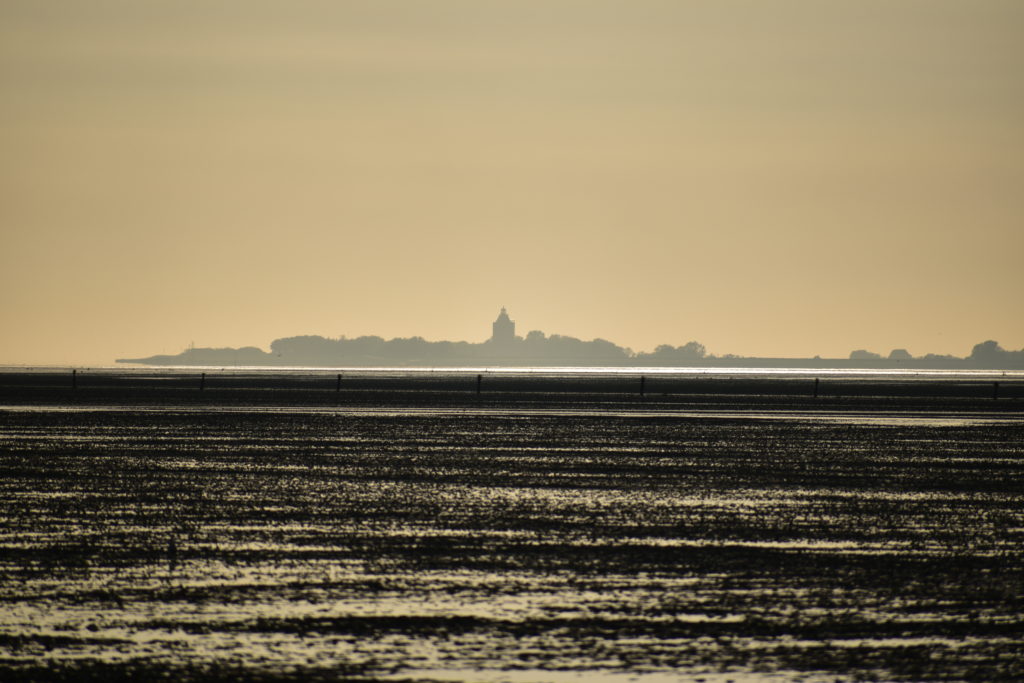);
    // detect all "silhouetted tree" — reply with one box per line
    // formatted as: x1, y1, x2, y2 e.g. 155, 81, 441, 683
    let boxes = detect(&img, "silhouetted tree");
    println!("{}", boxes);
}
636, 341, 706, 364
970, 340, 1003, 361
968, 340, 1024, 368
